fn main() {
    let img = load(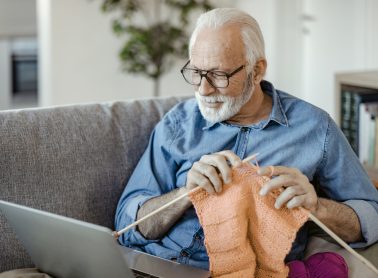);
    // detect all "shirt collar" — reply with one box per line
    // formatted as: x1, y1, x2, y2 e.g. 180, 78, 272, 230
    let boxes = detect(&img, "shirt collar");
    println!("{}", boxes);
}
261, 80, 289, 128
202, 80, 289, 130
